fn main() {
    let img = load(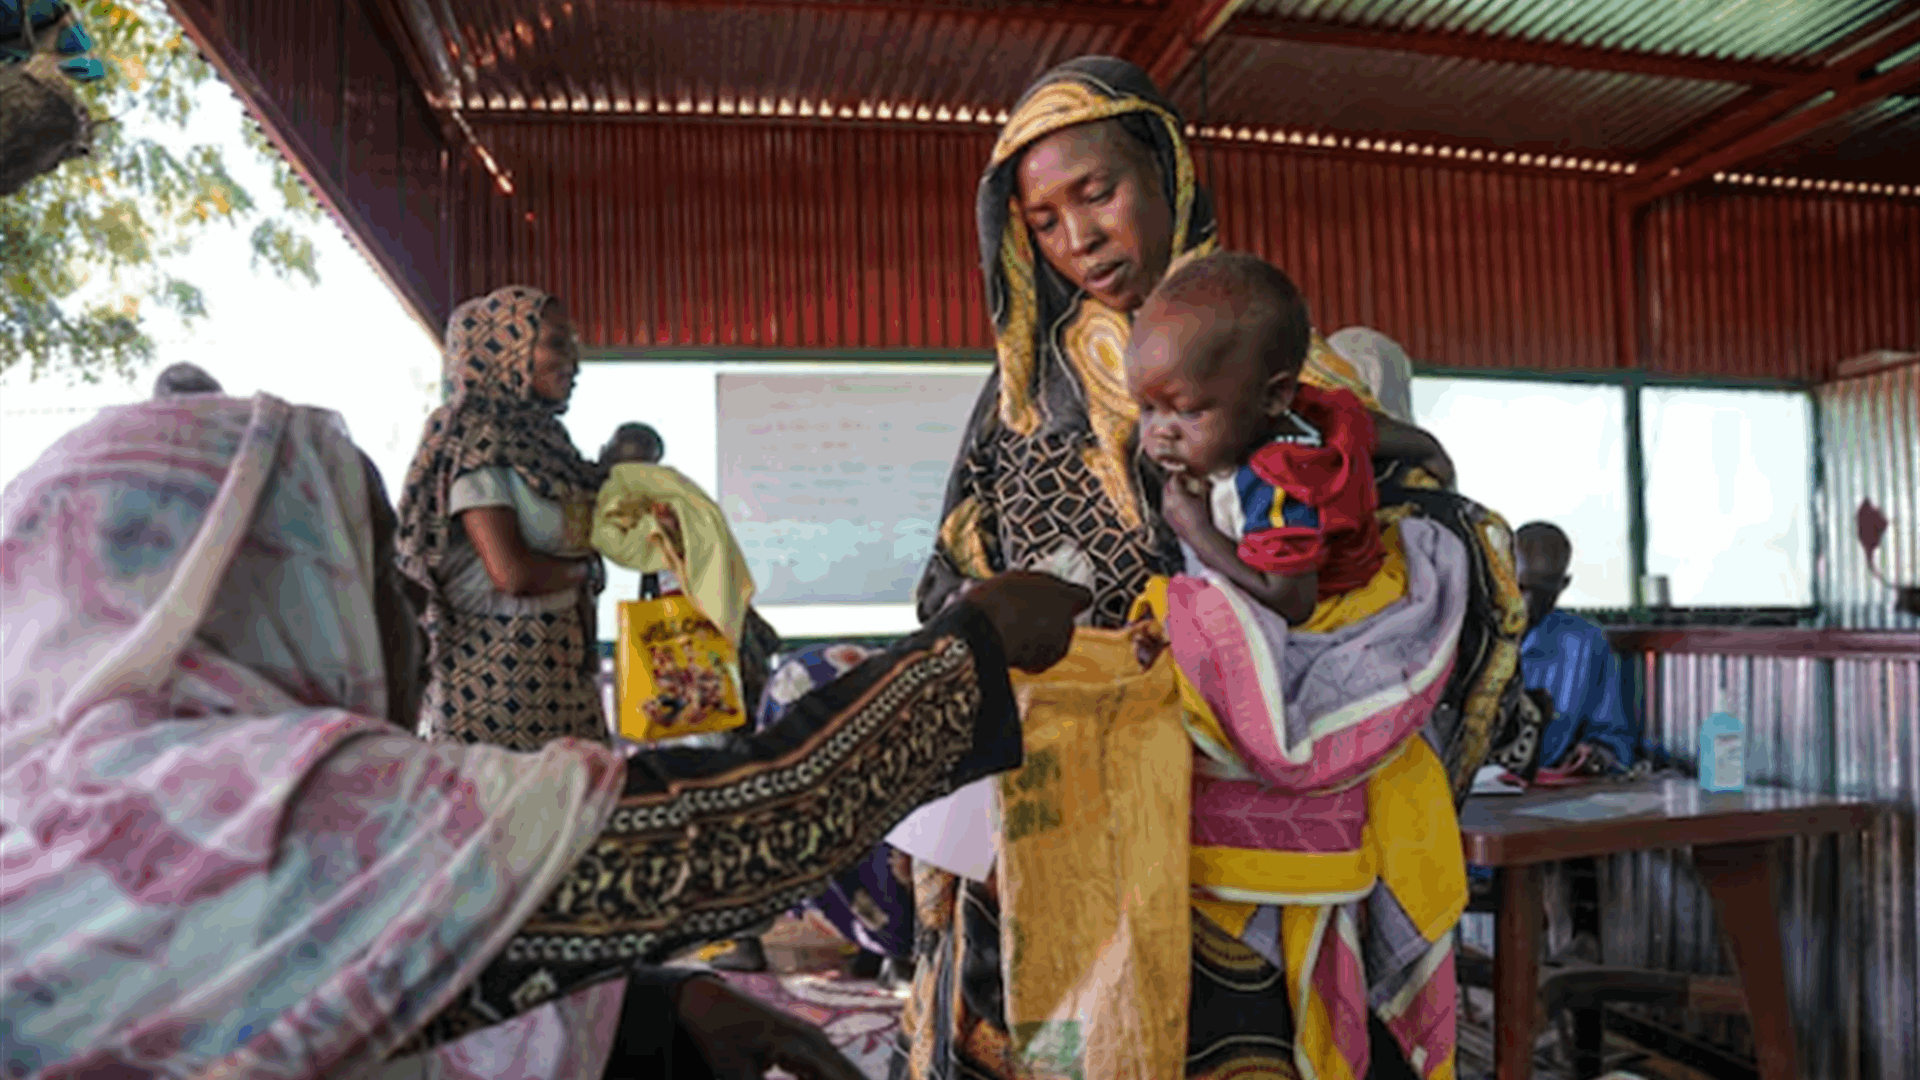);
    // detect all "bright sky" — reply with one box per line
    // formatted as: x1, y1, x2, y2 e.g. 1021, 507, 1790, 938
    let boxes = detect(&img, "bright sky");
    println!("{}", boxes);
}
0, 84, 443, 496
